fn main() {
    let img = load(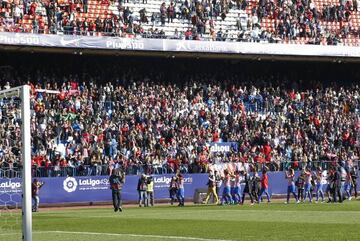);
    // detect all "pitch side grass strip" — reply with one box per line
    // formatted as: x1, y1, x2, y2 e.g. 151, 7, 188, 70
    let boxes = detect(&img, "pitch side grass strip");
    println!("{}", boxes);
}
0, 231, 234, 241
